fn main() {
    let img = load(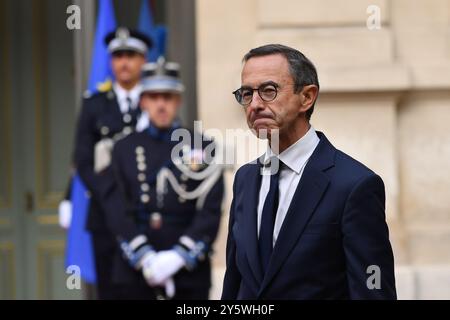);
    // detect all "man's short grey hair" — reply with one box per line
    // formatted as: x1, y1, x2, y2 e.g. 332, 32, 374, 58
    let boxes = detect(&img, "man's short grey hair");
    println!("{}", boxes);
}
243, 44, 319, 120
